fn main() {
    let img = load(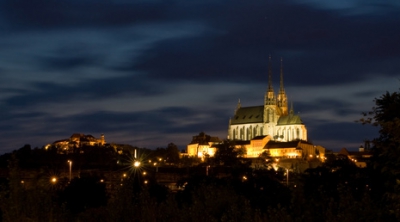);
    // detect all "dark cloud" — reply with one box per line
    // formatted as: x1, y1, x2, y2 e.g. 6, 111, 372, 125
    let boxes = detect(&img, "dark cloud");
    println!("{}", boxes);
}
296, 99, 358, 116
129, 1, 400, 87
308, 121, 378, 149
3, 74, 169, 108
1, 0, 172, 30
